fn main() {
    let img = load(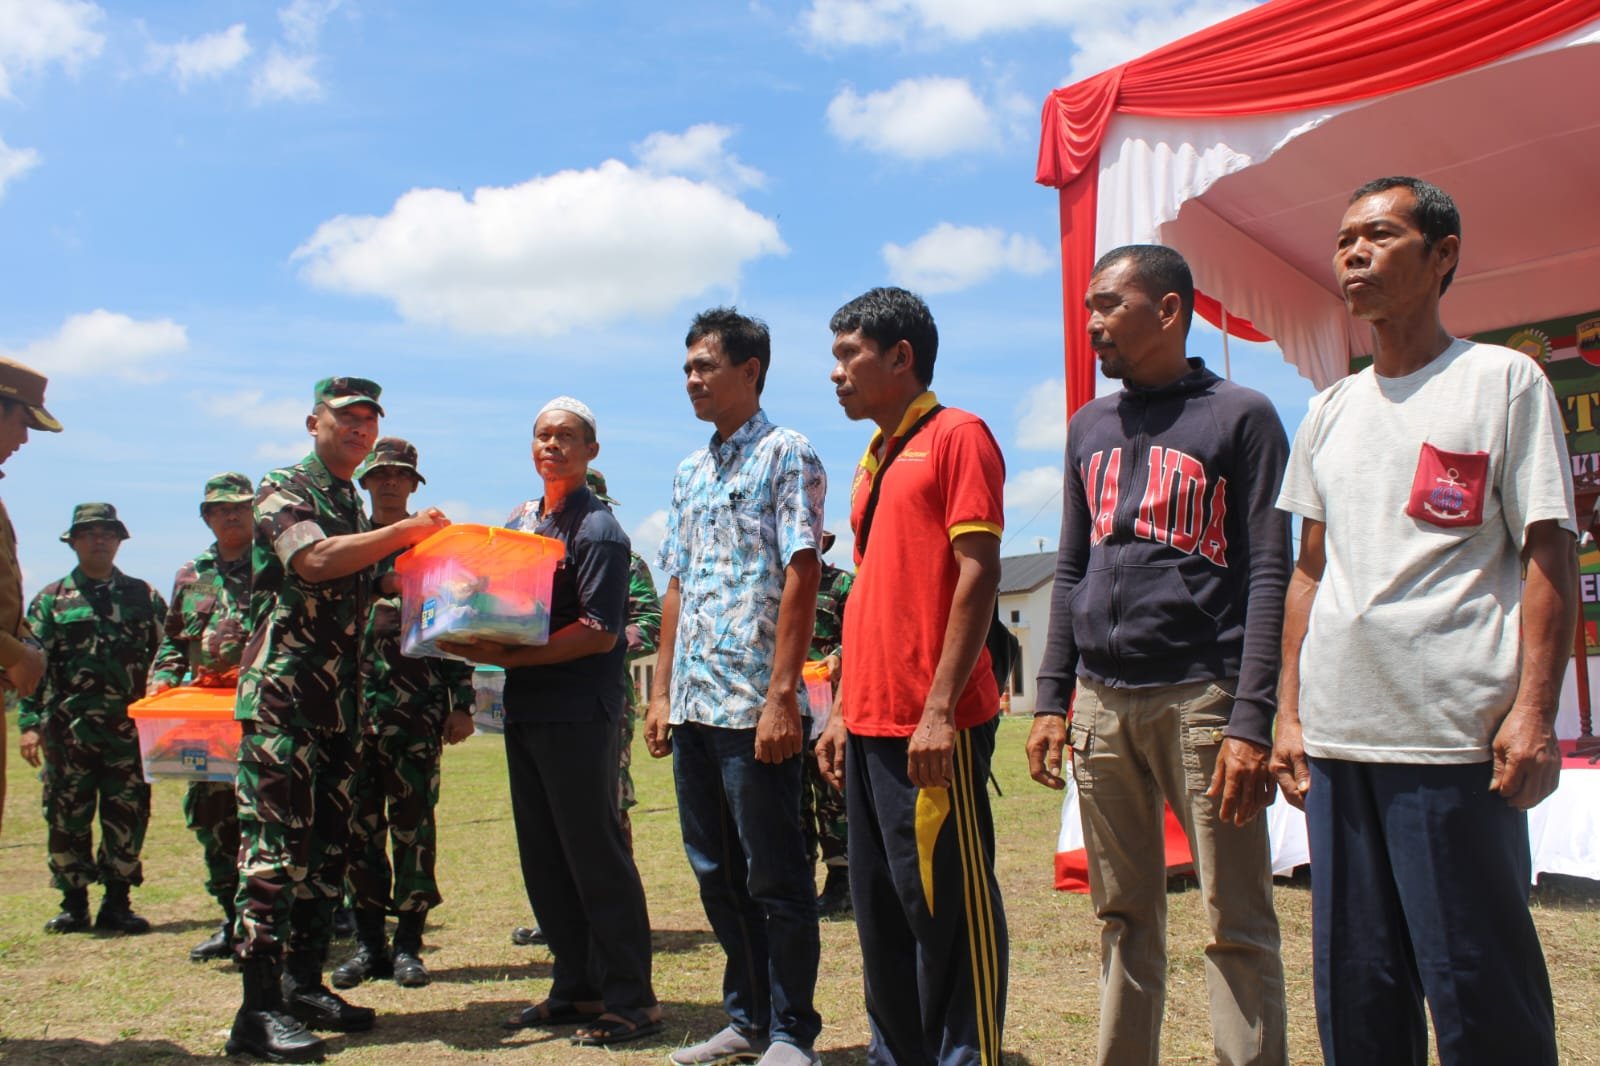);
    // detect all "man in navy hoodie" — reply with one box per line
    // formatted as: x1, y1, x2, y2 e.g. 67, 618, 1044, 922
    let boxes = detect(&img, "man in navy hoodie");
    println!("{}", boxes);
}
1027, 245, 1290, 1066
